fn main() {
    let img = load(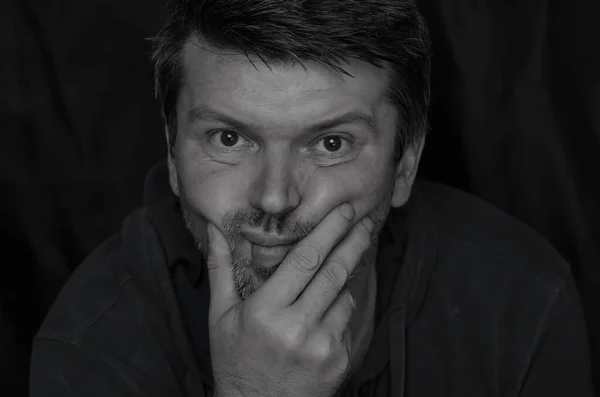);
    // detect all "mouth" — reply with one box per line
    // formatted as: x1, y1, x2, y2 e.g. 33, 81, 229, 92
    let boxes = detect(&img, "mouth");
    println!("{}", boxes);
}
242, 230, 296, 267
250, 243, 294, 268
